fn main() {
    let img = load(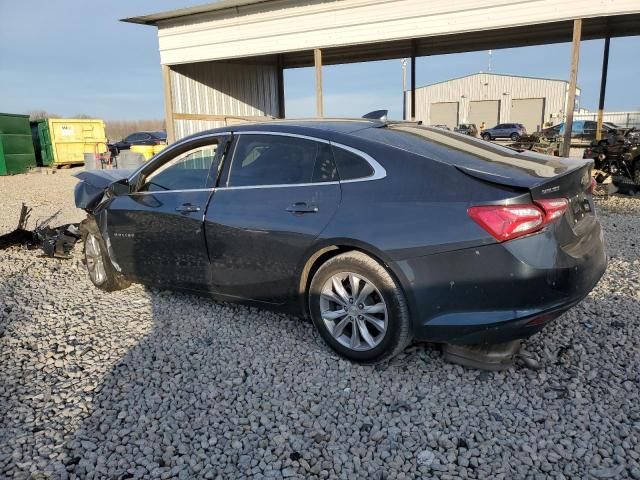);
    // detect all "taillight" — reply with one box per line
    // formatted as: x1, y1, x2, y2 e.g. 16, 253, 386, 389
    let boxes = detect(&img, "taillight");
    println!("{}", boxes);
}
468, 197, 568, 242
536, 198, 569, 222
588, 177, 597, 194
